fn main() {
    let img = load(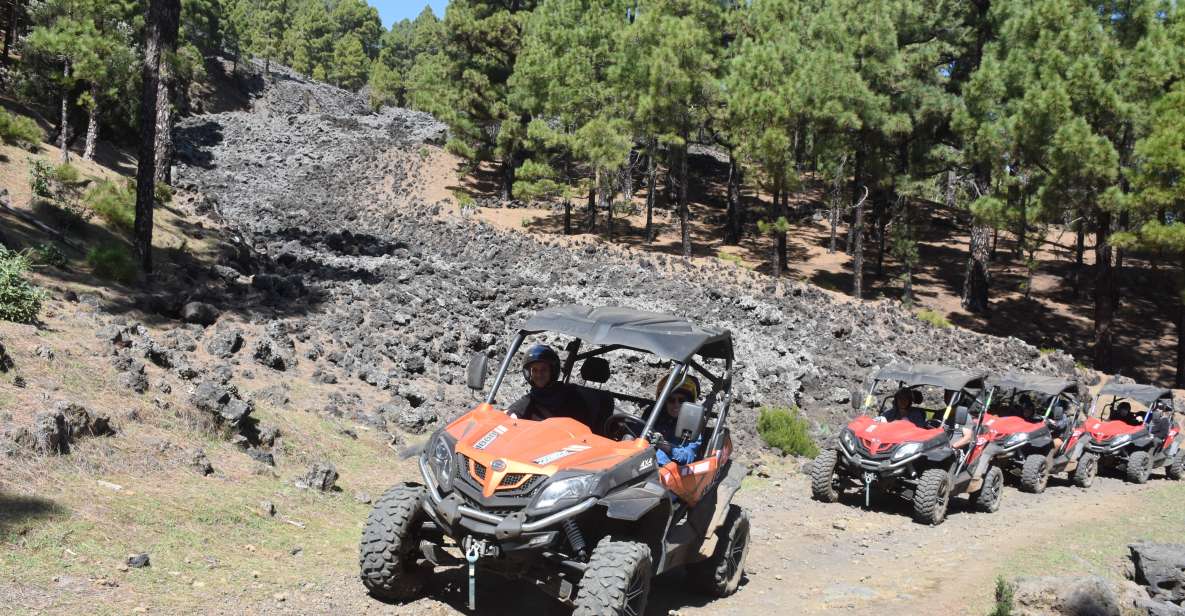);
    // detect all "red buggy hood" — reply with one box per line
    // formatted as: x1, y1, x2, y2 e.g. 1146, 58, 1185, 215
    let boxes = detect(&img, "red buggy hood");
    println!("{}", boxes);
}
1082, 418, 1146, 441
846, 415, 944, 453
981, 414, 1044, 440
